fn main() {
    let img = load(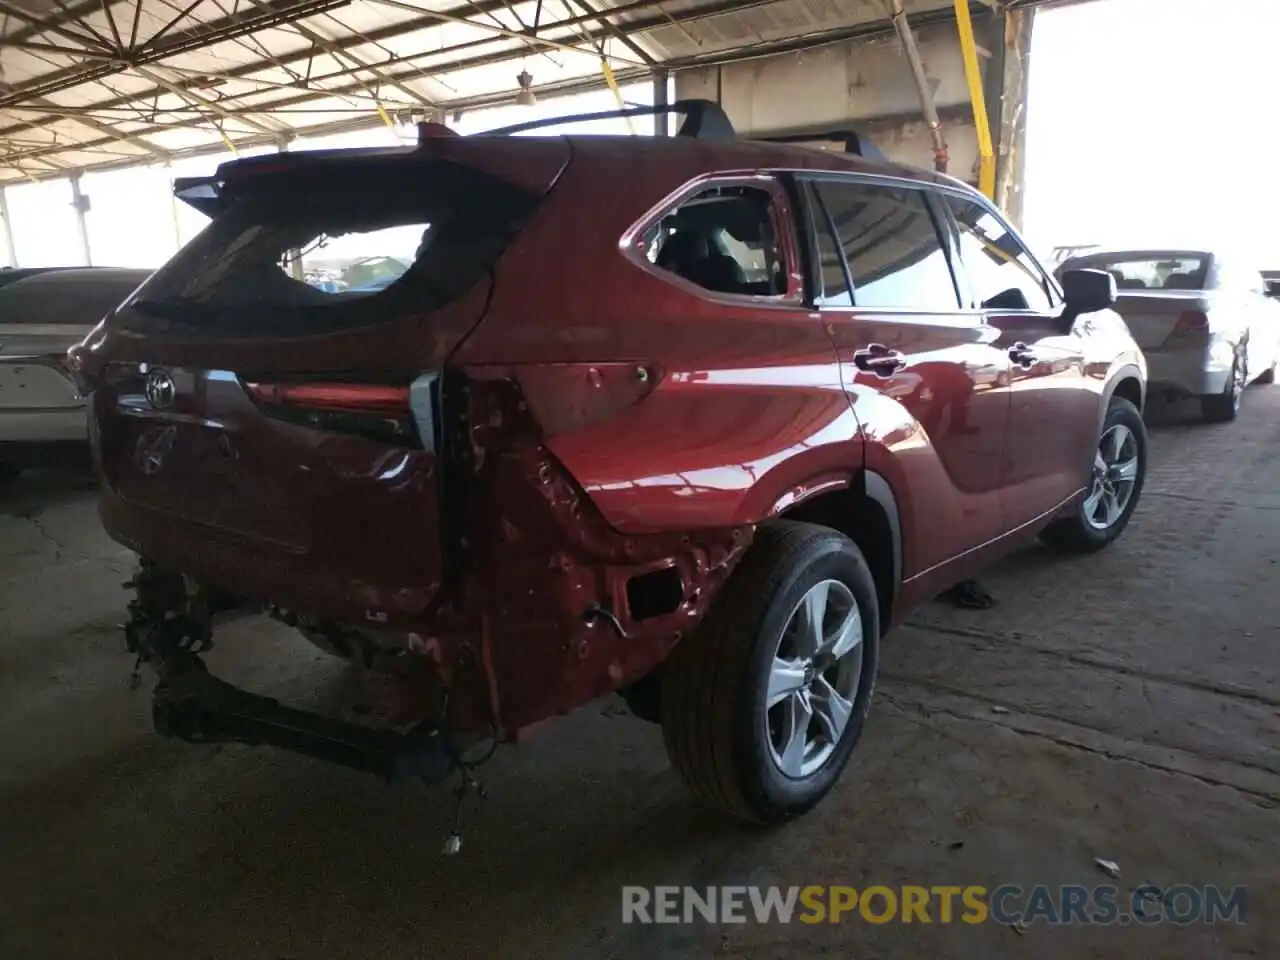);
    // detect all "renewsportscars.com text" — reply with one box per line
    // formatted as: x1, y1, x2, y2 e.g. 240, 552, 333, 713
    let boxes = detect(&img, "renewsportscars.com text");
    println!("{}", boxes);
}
621, 884, 1248, 927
